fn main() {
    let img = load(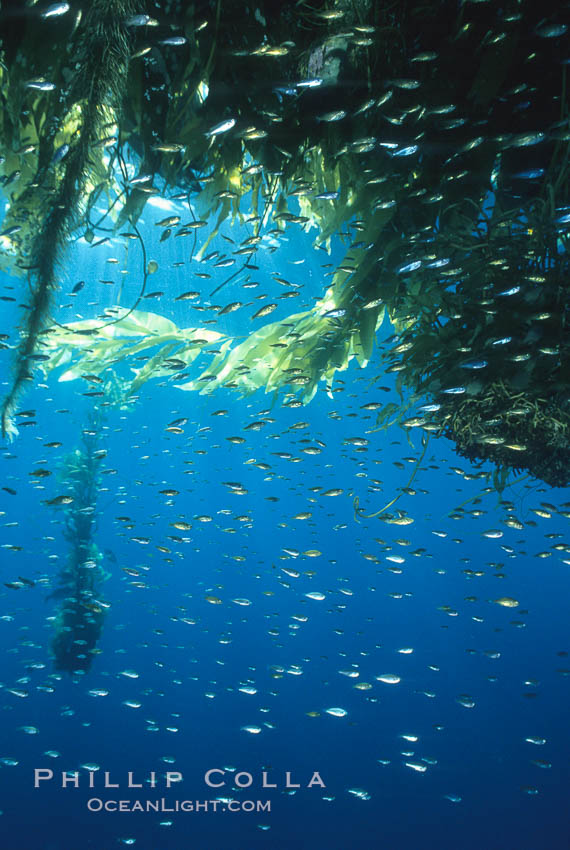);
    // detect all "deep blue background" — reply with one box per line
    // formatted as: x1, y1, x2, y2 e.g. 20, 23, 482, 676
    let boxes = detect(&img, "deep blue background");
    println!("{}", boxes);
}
0, 191, 568, 850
